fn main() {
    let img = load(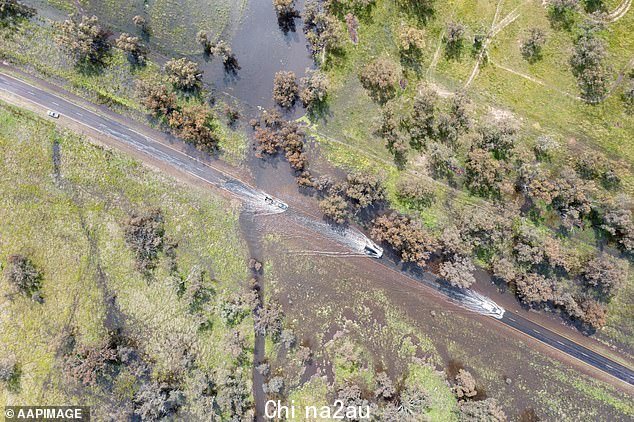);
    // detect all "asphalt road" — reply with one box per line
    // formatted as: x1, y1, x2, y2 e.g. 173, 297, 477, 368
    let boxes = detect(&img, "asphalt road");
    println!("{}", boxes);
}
1, 70, 633, 387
